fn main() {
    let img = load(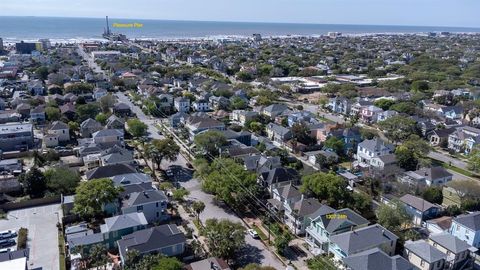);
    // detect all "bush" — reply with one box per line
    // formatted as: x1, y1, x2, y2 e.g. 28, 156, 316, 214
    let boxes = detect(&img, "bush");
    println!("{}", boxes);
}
17, 228, 28, 249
